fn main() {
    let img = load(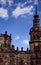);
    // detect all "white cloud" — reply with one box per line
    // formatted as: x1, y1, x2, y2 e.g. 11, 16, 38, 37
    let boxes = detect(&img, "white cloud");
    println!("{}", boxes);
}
21, 2, 27, 7
14, 0, 32, 8
8, 0, 14, 6
34, 0, 38, 5
27, 0, 32, 3
0, 0, 6, 5
14, 1, 27, 8
0, 7, 8, 18
23, 39, 29, 45
14, 36, 20, 40
0, 0, 14, 6
12, 5, 34, 18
